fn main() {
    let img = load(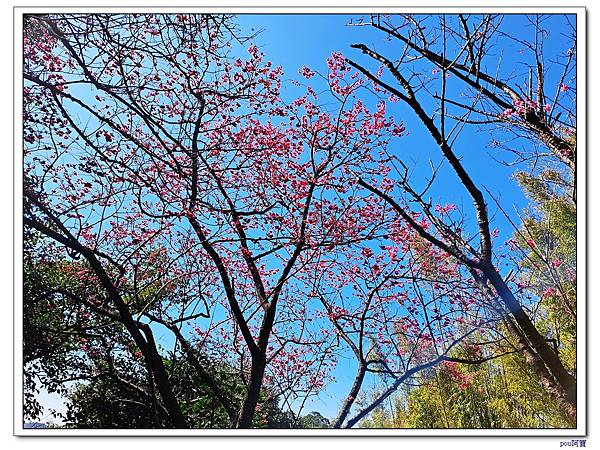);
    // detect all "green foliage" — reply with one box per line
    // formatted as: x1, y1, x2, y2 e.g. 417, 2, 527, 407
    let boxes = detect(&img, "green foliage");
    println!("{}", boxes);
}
514, 170, 576, 372
299, 411, 330, 428
64, 351, 321, 429
165, 356, 243, 428
65, 353, 240, 428
361, 353, 572, 429
65, 369, 164, 428
23, 231, 101, 420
